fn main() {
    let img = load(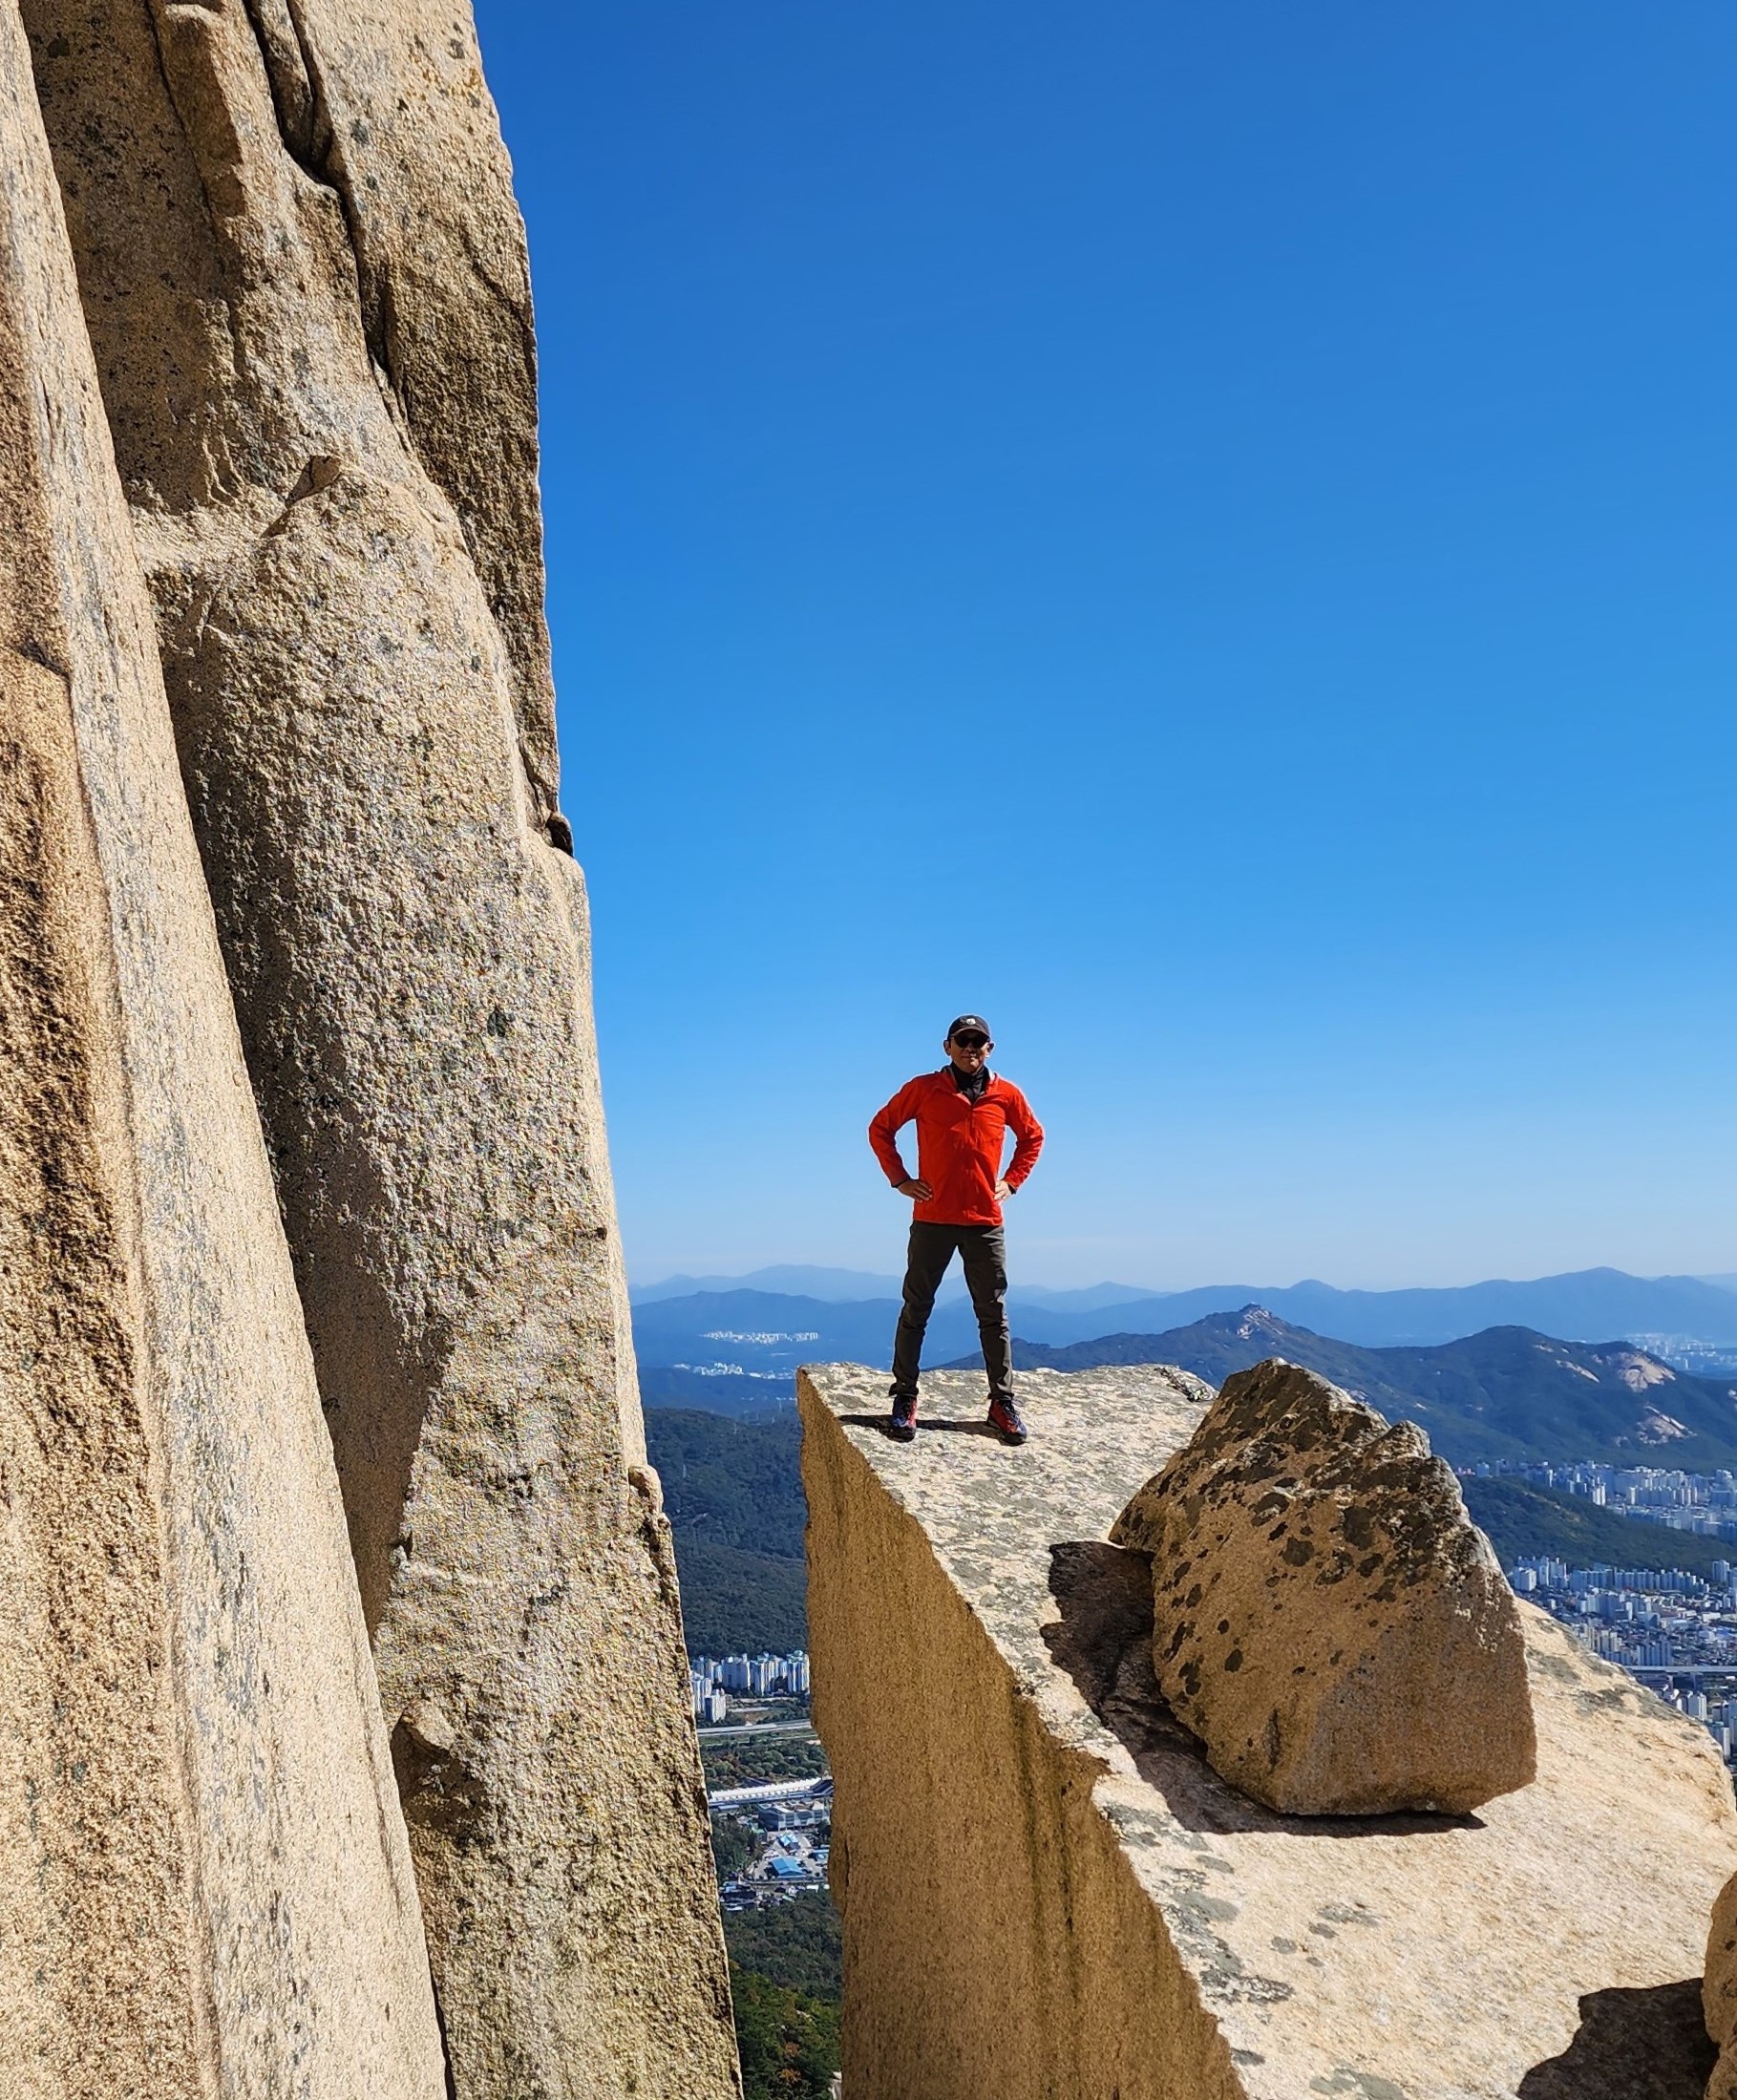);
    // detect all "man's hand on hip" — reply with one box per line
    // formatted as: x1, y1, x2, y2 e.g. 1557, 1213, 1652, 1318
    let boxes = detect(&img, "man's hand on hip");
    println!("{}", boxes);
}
895, 1178, 932, 1201
995, 1178, 1012, 1201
